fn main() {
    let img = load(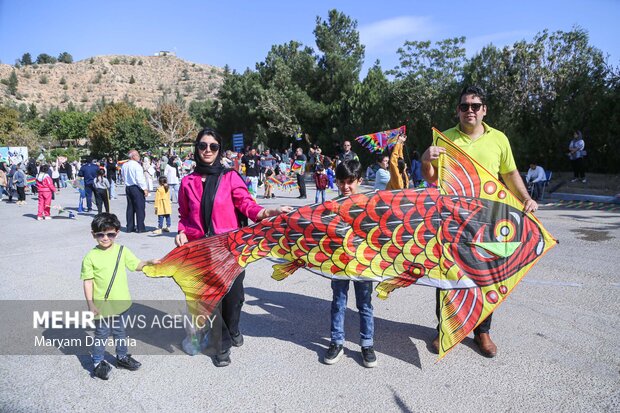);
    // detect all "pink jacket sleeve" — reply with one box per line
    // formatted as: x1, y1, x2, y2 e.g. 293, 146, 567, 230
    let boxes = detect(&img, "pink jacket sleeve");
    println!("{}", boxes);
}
229, 172, 262, 222
177, 176, 205, 241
